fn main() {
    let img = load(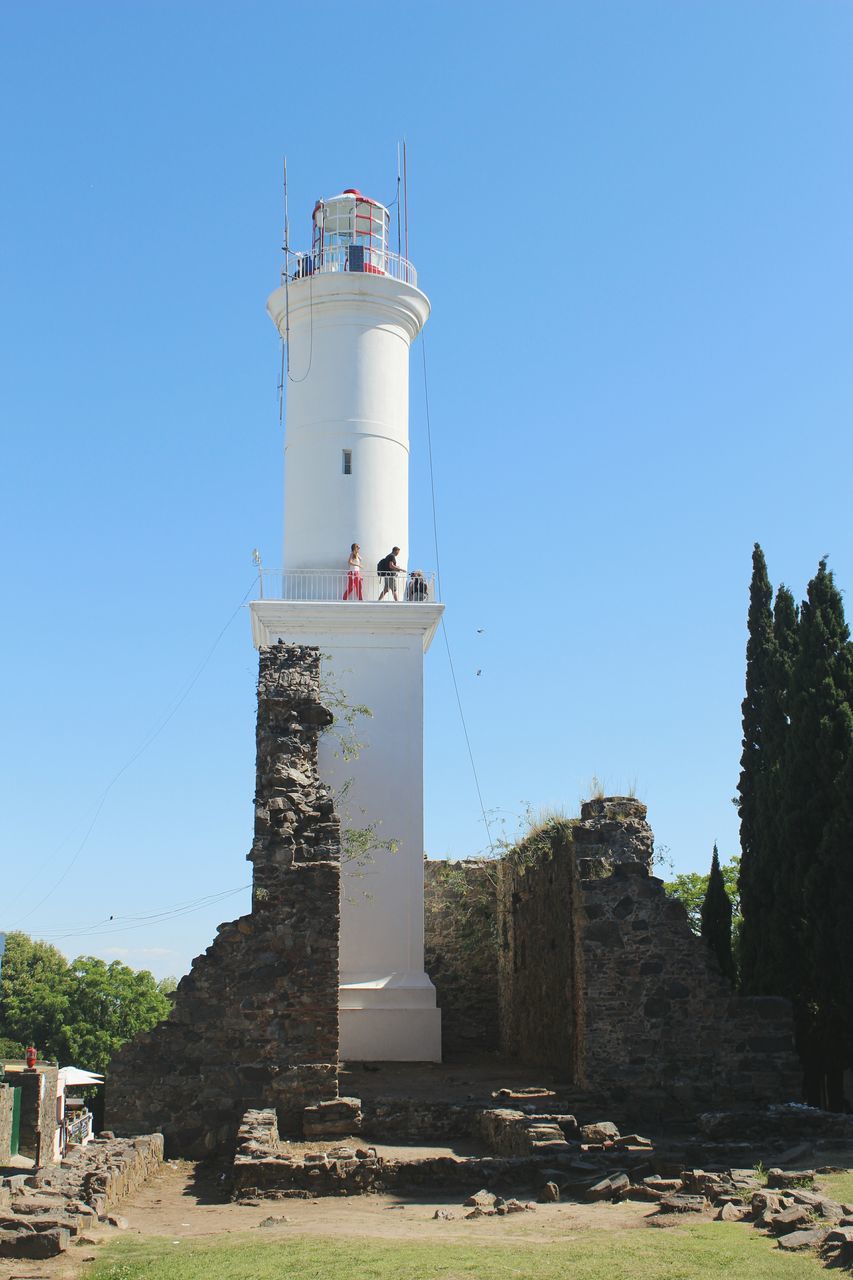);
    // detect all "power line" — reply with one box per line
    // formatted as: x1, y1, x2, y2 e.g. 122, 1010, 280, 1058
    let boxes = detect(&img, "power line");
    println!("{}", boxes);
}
420, 336, 495, 853
29, 885, 251, 943
9, 576, 259, 926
